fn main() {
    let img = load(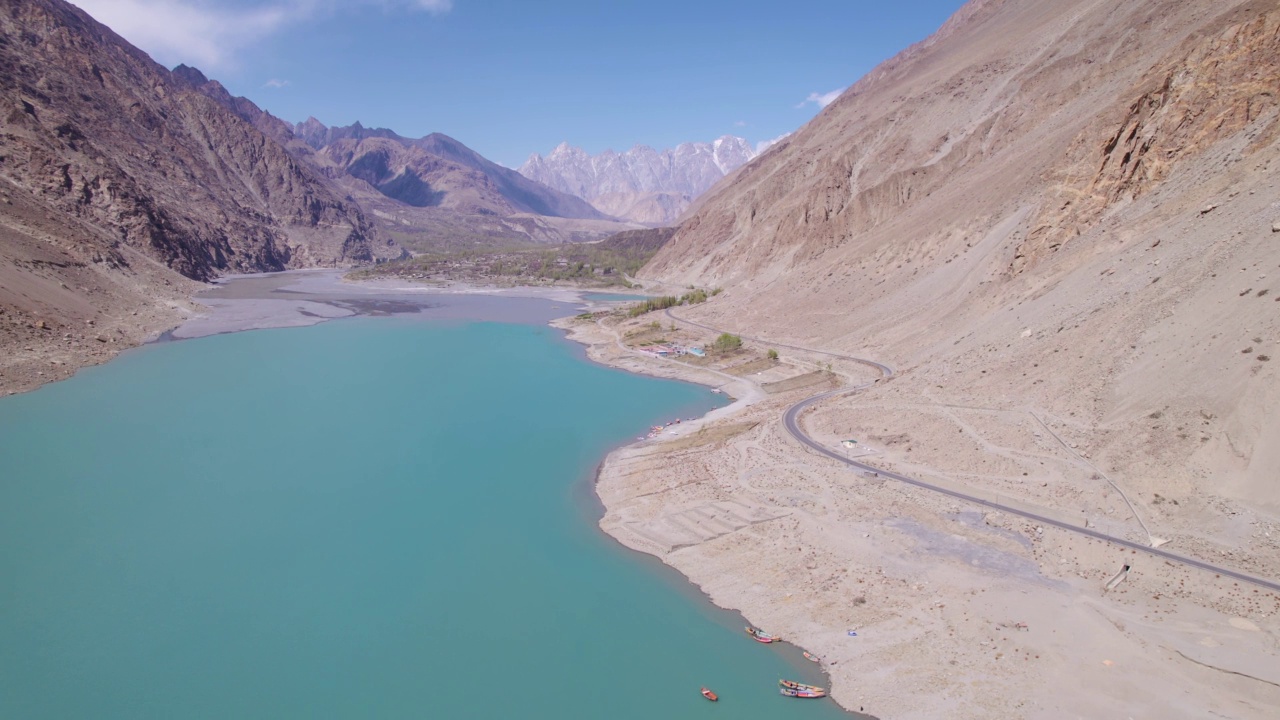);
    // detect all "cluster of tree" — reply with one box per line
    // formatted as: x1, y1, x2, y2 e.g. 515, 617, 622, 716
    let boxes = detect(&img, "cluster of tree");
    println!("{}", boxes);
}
626, 296, 681, 317
713, 333, 743, 351
355, 227, 677, 287
624, 286, 725, 317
